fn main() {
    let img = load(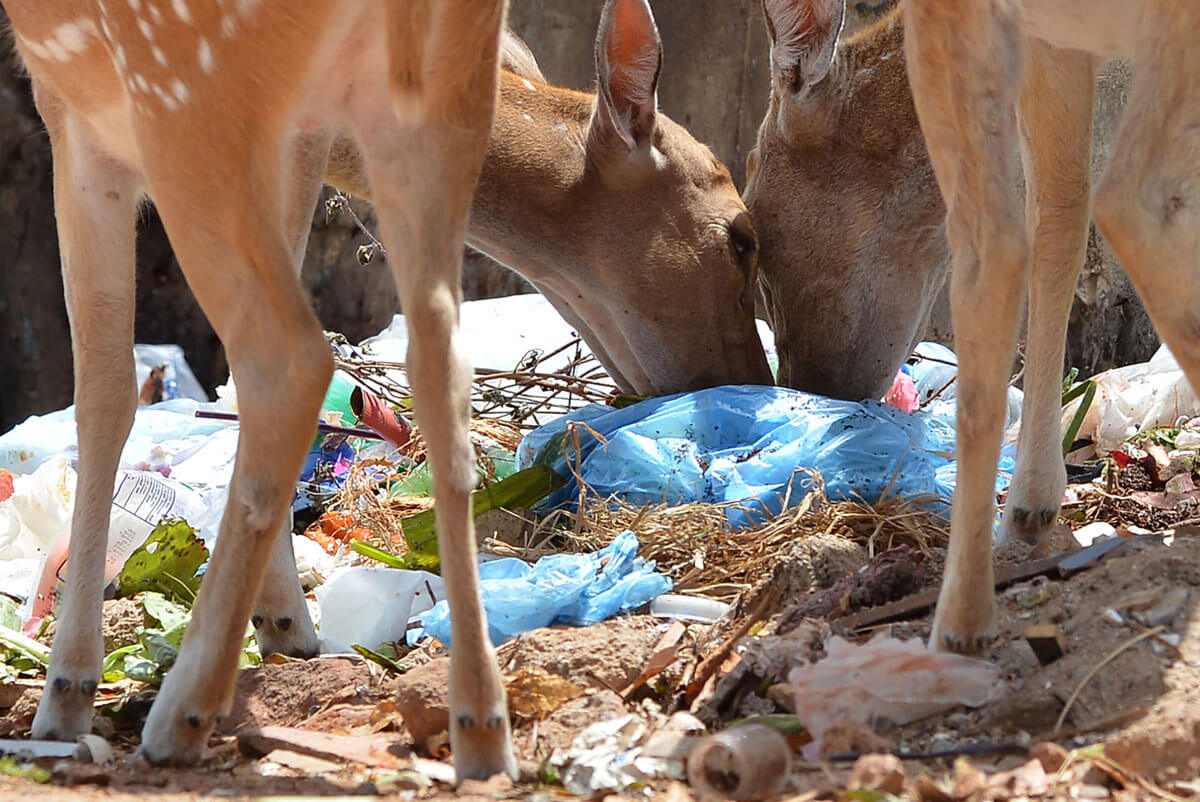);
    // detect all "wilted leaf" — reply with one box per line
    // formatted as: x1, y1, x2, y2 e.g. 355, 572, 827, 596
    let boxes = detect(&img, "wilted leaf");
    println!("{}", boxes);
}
506, 667, 585, 721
